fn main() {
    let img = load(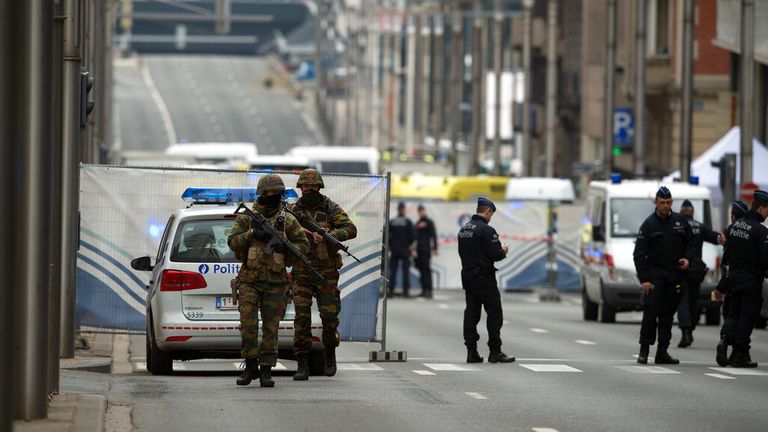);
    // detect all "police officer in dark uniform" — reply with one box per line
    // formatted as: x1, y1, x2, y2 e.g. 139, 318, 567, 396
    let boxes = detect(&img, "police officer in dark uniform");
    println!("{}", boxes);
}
415, 204, 438, 298
388, 202, 415, 297
676, 200, 724, 348
714, 190, 768, 368
633, 187, 695, 364
717, 200, 749, 342
458, 197, 515, 364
